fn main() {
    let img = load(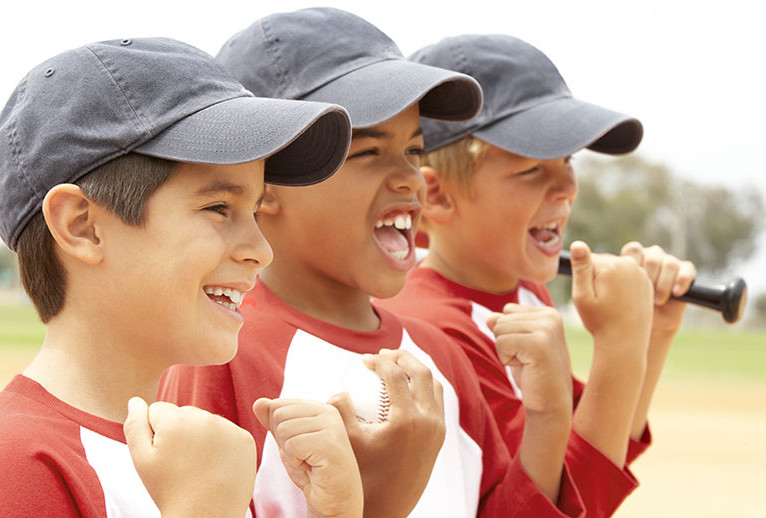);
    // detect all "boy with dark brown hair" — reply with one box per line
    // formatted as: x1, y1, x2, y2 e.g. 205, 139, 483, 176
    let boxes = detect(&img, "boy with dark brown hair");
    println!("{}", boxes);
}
0, 36, 363, 518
